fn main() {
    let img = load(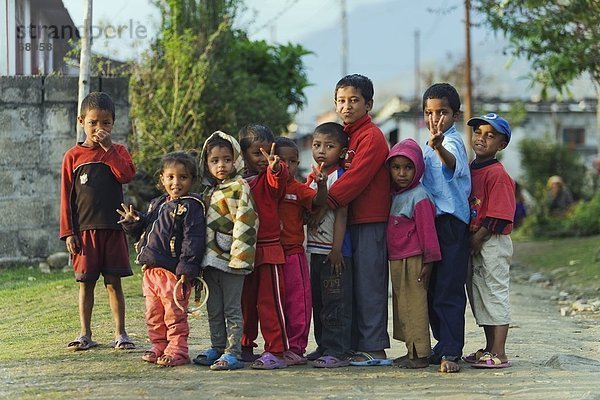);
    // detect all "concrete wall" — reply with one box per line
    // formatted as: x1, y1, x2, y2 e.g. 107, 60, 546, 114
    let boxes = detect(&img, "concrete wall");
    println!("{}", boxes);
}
0, 75, 130, 265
